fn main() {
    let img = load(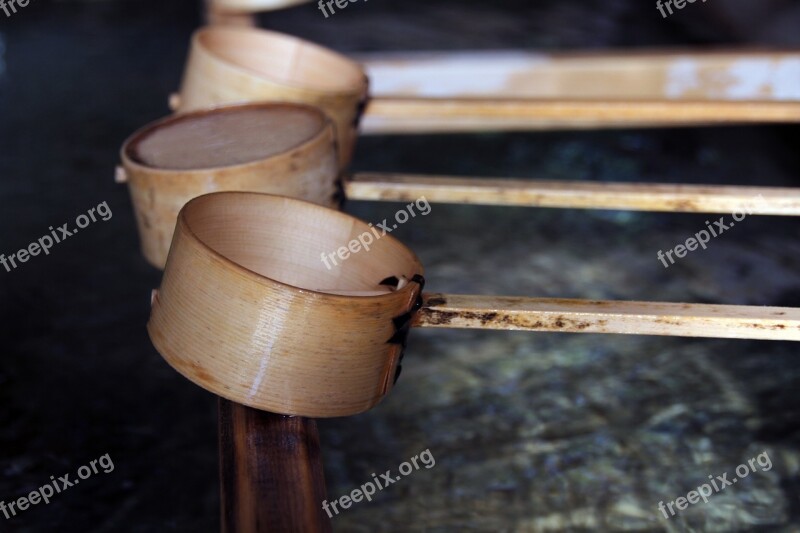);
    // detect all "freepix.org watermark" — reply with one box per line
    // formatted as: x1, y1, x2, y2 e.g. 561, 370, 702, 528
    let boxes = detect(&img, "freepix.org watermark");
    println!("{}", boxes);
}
1, 453, 115, 520
657, 194, 765, 269
0, 0, 33, 19
320, 196, 431, 270
656, 0, 709, 19
317, 0, 367, 18
322, 448, 435, 518
657, 451, 772, 520
1, 201, 112, 273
